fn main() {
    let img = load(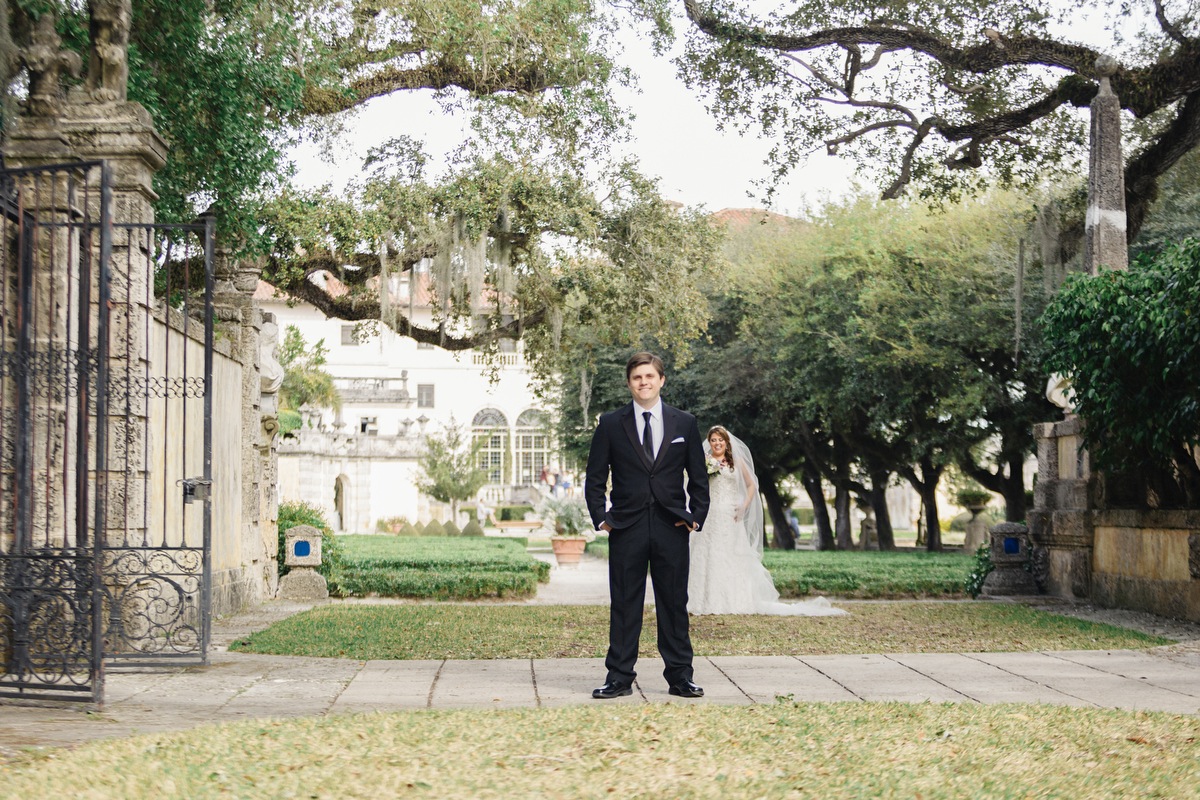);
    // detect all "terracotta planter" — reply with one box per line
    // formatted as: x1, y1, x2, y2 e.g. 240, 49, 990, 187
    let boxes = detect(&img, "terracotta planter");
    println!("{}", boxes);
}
550, 536, 587, 566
